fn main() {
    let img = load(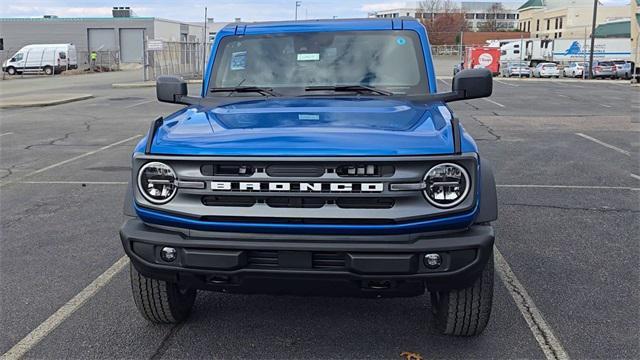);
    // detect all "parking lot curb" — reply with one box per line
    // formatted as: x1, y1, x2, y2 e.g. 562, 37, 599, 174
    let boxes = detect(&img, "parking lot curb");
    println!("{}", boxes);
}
0, 94, 94, 109
112, 79, 202, 88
